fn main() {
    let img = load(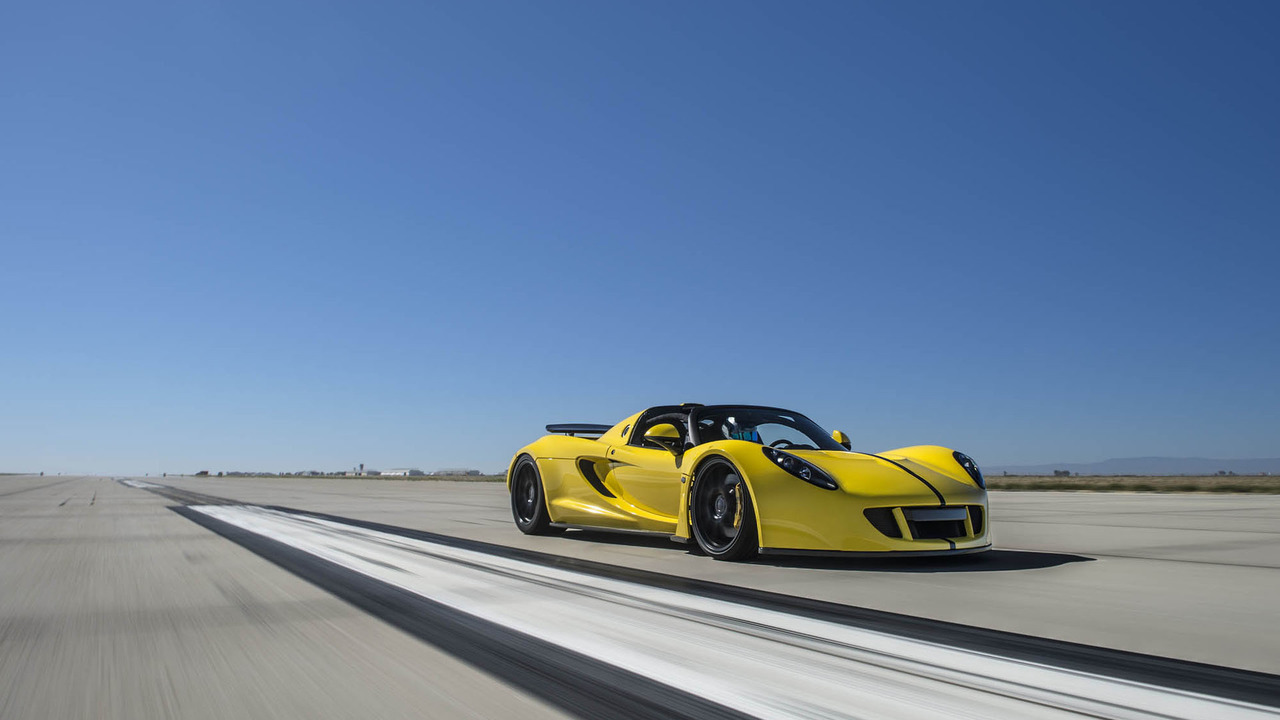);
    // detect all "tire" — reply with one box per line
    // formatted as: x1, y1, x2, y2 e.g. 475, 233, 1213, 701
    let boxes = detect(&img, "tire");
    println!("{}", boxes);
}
510, 456, 561, 535
689, 457, 758, 561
